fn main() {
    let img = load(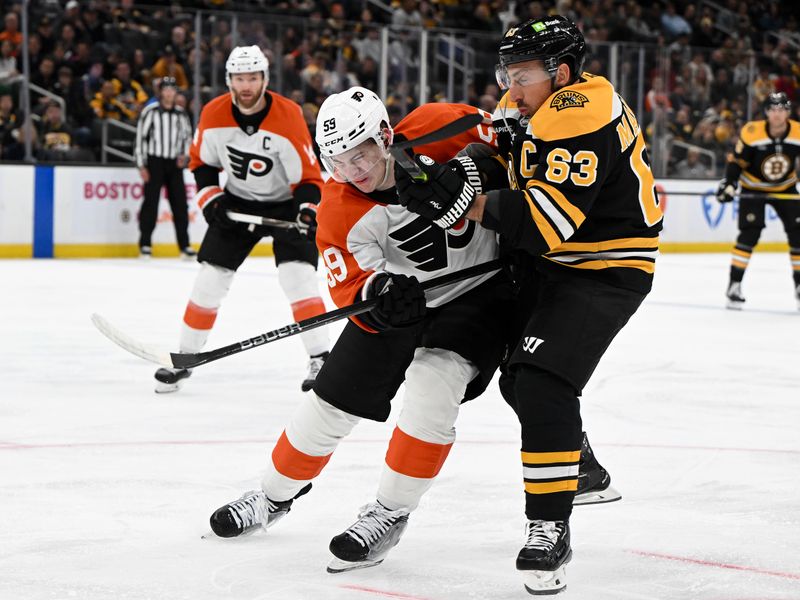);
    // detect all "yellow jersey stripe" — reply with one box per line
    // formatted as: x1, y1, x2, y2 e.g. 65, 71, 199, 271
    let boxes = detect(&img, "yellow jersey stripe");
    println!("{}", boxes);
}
521, 450, 581, 464
522, 190, 562, 250
545, 256, 656, 274
524, 480, 579, 494
551, 237, 659, 253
